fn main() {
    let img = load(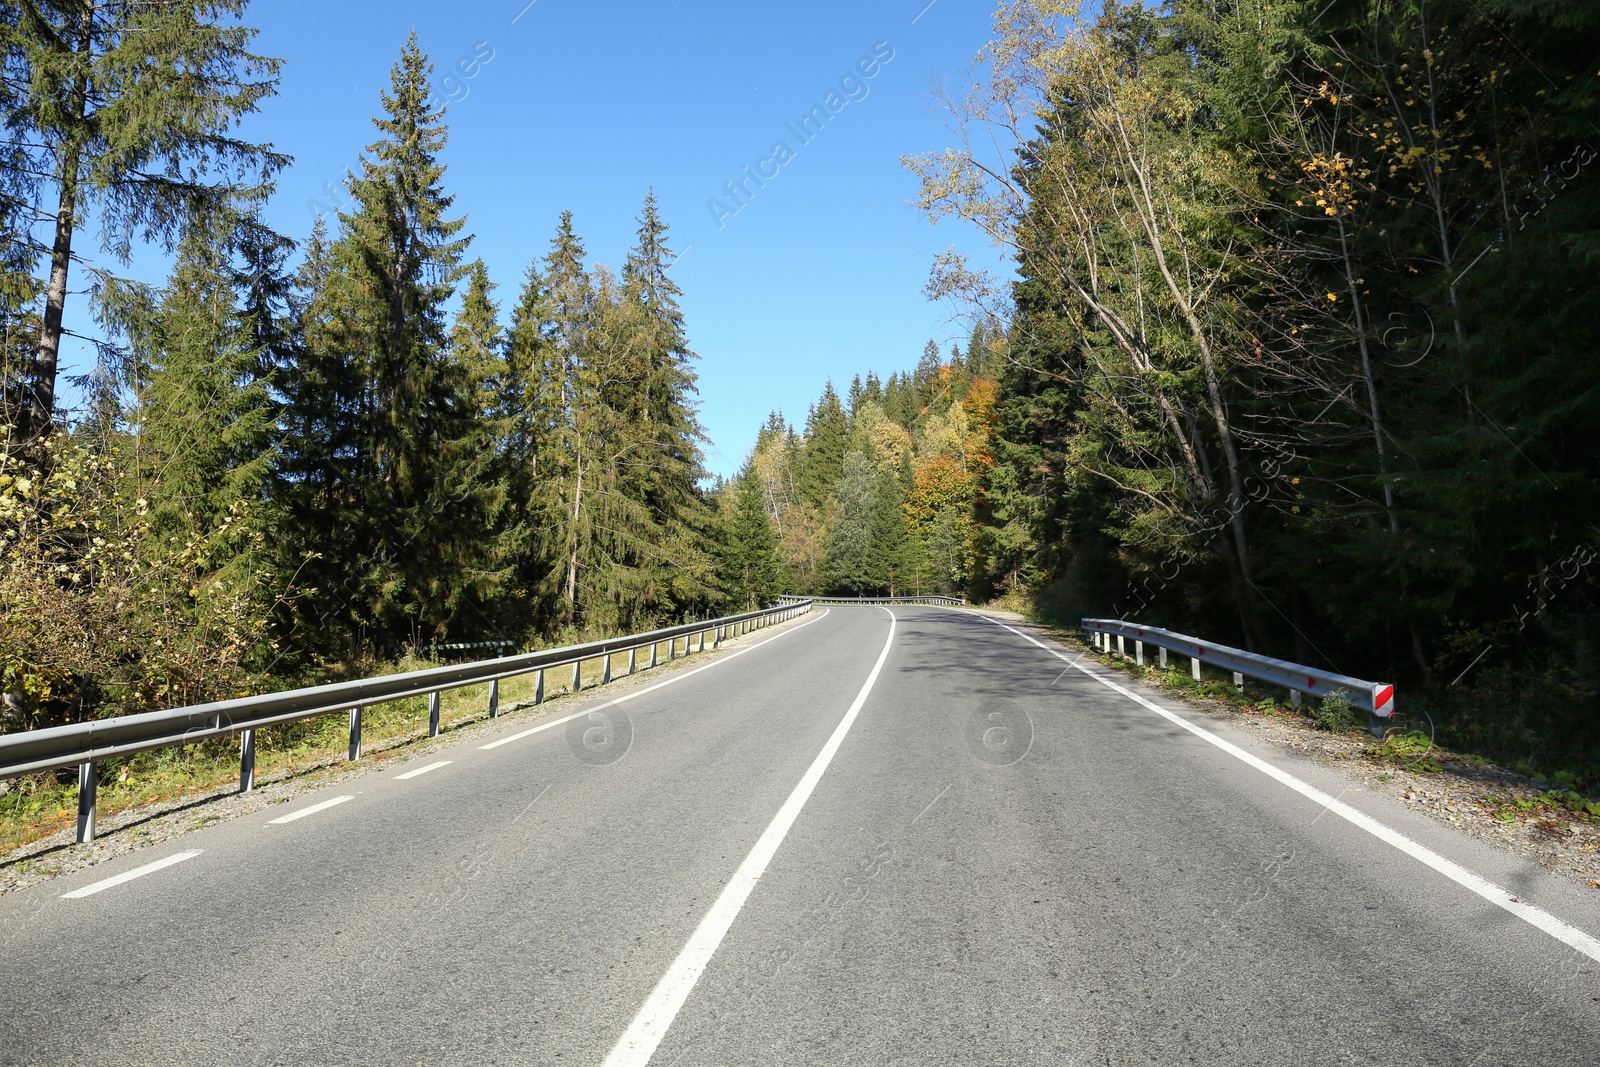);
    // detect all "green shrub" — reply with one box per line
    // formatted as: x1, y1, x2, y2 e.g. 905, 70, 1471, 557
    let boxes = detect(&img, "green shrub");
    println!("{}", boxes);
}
1314, 689, 1362, 733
